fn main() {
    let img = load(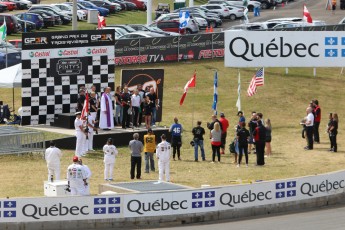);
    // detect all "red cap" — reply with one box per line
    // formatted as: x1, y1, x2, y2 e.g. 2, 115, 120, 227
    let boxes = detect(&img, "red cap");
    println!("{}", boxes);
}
73, 156, 79, 162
